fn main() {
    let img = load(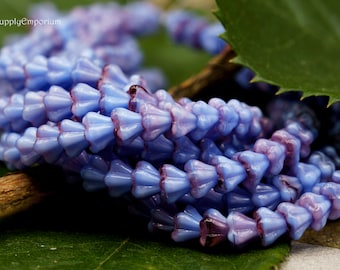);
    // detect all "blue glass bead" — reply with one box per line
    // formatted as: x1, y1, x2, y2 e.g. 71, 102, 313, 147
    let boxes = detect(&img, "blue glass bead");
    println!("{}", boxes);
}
227, 99, 252, 139
189, 101, 219, 141
271, 129, 301, 167
271, 174, 302, 202
307, 151, 335, 181
226, 211, 258, 247
198, 23, 226, 55
219, 136, 245, 158
200, 139, 223, 163
132, 161, 160, 198
232, 150, 270, 192
172, 205, 202, 242
2, 133, 21, 168
0, 97, 10, 130
253, 138, 286, 175
81, 154, 109, 192
313, 182, 340, 220
34, 124, 63, 163
71, 83, 101, 119
296, 192, 331, 231
47, 56, 73, 88
185, 159, 218, 199
173, 136, 200, 165
23, 91, 47, 126
252, 184, 281, 210
254, 207, 287, 246
71, 57, 101, 87
285, 122, 314, 158
25, 55, 48, 90
140, 103, 172, 141
321, 146, 340, 169
82, 112, 114, 153
137, 69, 166, 93
99, 64, 129, 89
332, 170, 340, 184
16, 127, 41, 166
104, 159, 133, 197
247, 106, 263, 139
123, 2, 160, 36
199, 208, 228, 247
111, 108, 143, 143
6, 64, 25, 89
210, 155, 246, 193
99, 83, 129, 116
128, 84, 158, 113
3, 93, 29, 132
194, 190, 224, 213
142, 135, 174, 163
58, 119, 88, 157
148, 208, 174, 233
160, 164, 190, 203
154, 89, 176, 110
44, 86, 72, 122
208, 98, 239, 138
165, 10, 194, 44
276, 202, 312, 240
223, 187, 255, 214
169, 104, 197, 138
295, 162, 321, 192
115, 136, 144, 157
